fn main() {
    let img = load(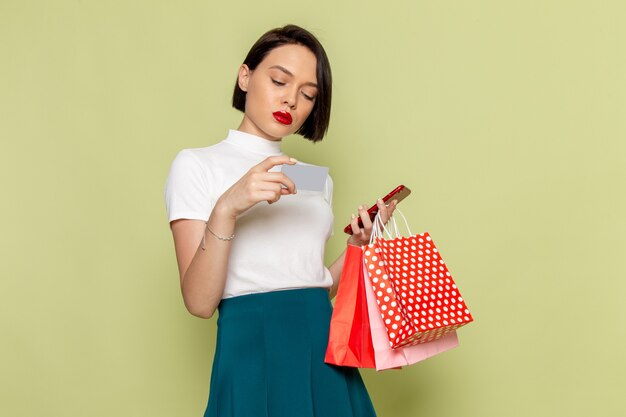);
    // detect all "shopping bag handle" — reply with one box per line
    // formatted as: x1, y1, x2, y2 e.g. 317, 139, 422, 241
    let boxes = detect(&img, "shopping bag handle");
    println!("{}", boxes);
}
369, 207, 413, 245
